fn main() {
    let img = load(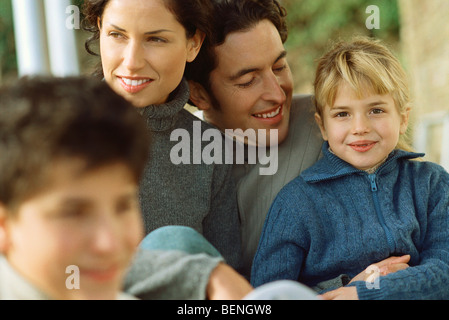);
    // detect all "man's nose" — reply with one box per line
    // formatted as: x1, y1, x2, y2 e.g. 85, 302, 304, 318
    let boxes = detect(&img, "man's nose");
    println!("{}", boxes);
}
261, 72, 286, 105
